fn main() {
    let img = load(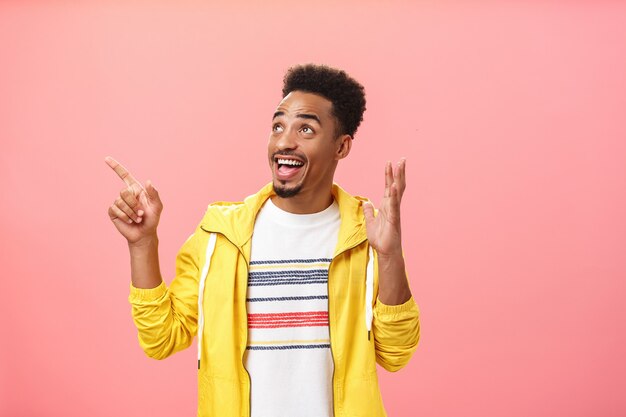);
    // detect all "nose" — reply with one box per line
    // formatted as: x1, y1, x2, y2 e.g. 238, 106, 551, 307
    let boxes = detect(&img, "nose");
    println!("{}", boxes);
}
275, 125, 298, 151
